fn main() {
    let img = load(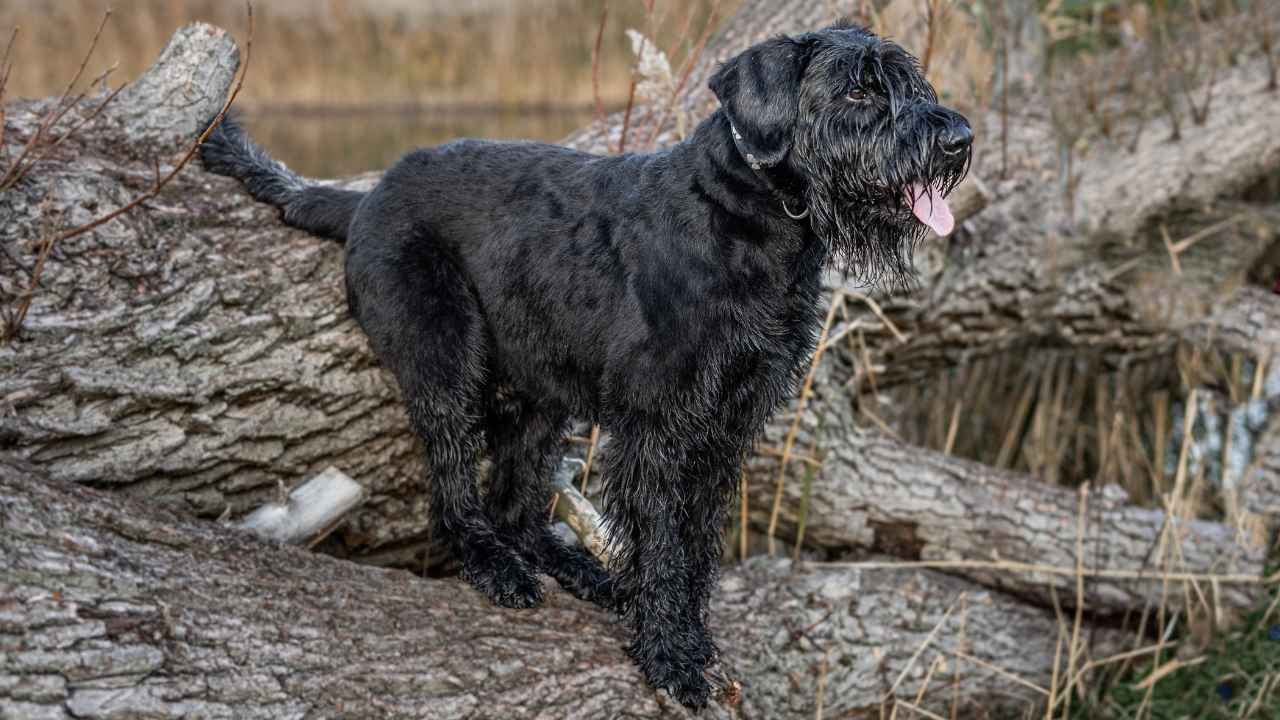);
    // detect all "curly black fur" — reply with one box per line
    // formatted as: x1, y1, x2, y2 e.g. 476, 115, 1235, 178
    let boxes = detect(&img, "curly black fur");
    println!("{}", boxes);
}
200, 22, 971, 710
